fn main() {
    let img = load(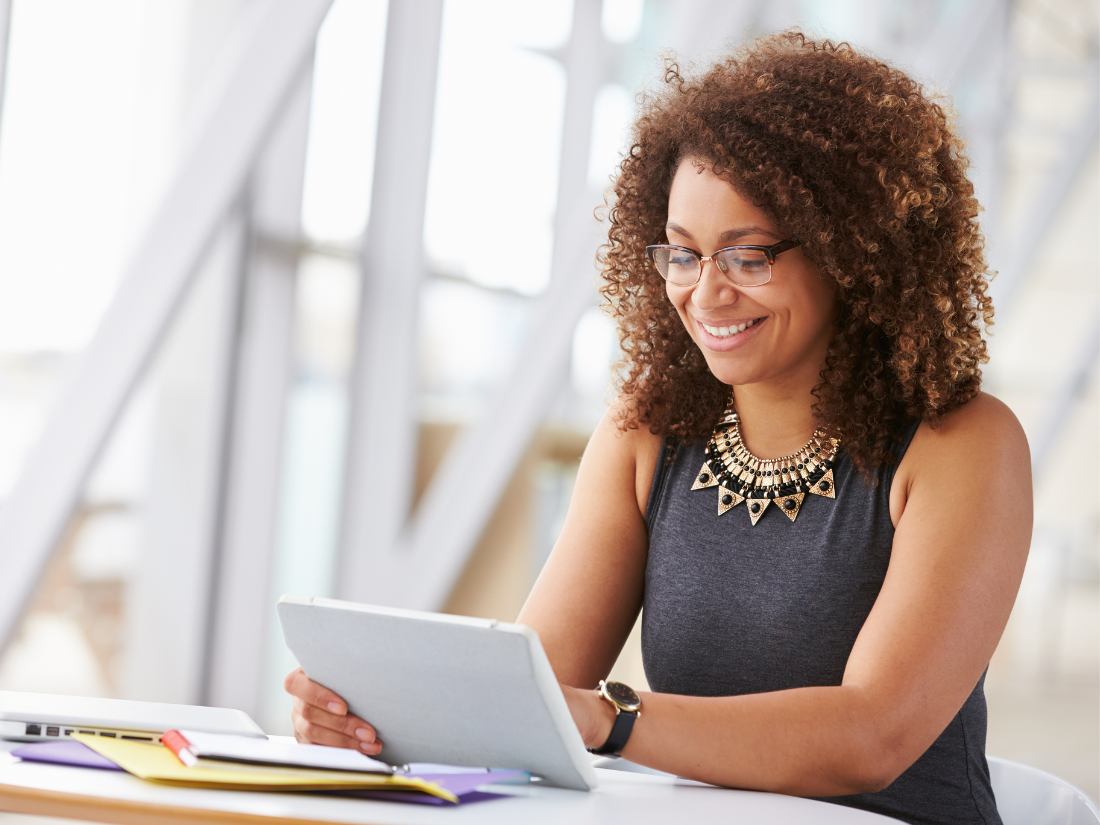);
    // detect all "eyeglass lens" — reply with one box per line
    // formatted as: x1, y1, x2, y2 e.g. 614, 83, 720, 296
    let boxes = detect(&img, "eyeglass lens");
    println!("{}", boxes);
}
651, 247, 772, 286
